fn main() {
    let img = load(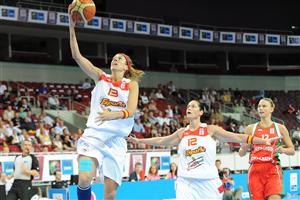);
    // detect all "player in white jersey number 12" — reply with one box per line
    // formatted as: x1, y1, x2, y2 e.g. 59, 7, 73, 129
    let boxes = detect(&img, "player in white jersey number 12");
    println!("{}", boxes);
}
129, 100, 278, 200
69, 7, 144, 199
